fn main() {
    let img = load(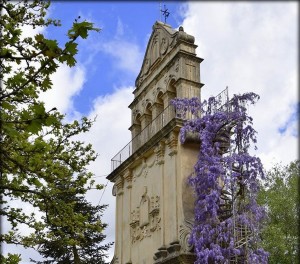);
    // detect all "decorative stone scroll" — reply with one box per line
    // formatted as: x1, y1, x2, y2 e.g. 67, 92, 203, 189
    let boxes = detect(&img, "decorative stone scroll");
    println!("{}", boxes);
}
179, 219, 194, 253
130, 188, 161, 244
